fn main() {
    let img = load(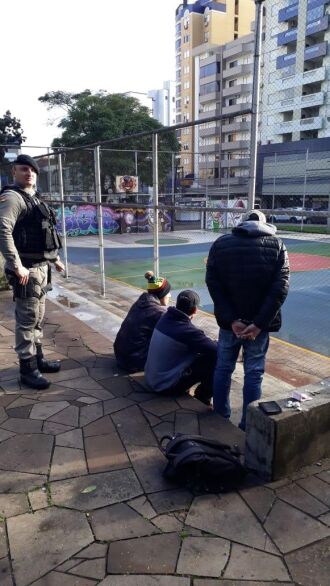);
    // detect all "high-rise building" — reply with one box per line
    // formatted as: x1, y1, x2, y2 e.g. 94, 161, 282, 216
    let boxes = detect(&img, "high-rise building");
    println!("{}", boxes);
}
195, 32, 254, 193
148, 81, 176, 126
175, 0, 255, 177
261, 0, 330, 144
